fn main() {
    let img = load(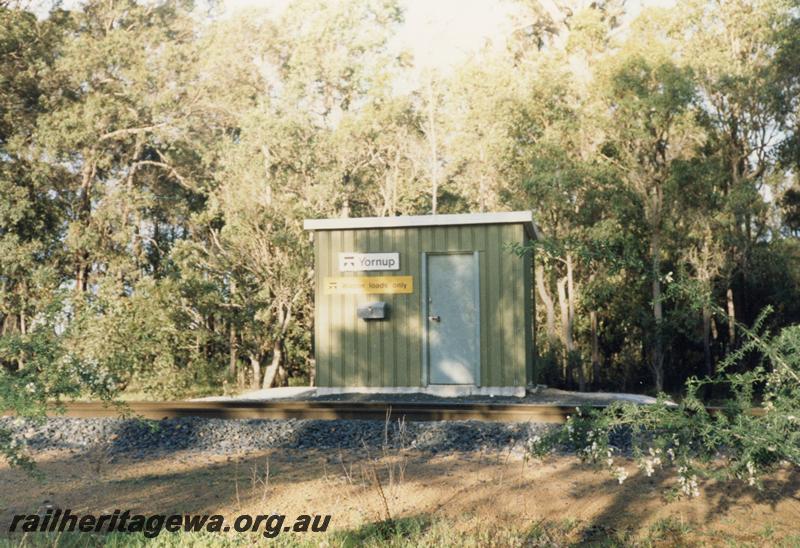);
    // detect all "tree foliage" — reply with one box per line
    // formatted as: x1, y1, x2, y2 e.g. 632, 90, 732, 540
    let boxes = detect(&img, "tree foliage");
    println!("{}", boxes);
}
527, 307, 800, 497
